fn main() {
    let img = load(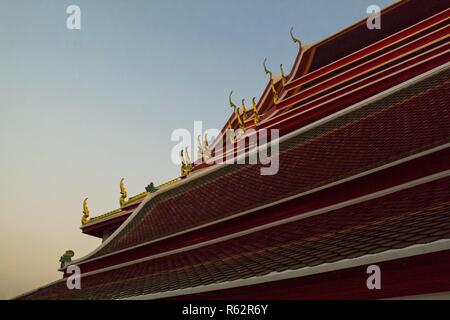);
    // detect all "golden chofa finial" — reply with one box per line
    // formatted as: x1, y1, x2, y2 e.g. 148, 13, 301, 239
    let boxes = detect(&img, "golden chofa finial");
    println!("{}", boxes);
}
226, 122, 235, 144
180, 149, 186, 176
119, 178, 128, 206
263, 58, 279, 104
280, 64, 287, 85
203, 134, 211, 160
180, 149, 186, 165
252, 97, 260, 125
197, 135, 203, 160
229, 91, 244, 128
184, 147, 192, 165
180, 148, 193, 176
82, 197, 90, 225
290, 26, 302, 47
241, 99, 248, 121
263, 58, 273, 79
